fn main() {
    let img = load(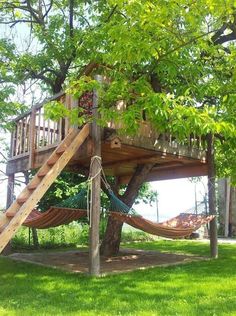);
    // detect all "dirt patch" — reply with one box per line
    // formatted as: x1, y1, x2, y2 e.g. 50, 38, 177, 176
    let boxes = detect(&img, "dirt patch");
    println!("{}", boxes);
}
9, 249, 206, 275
